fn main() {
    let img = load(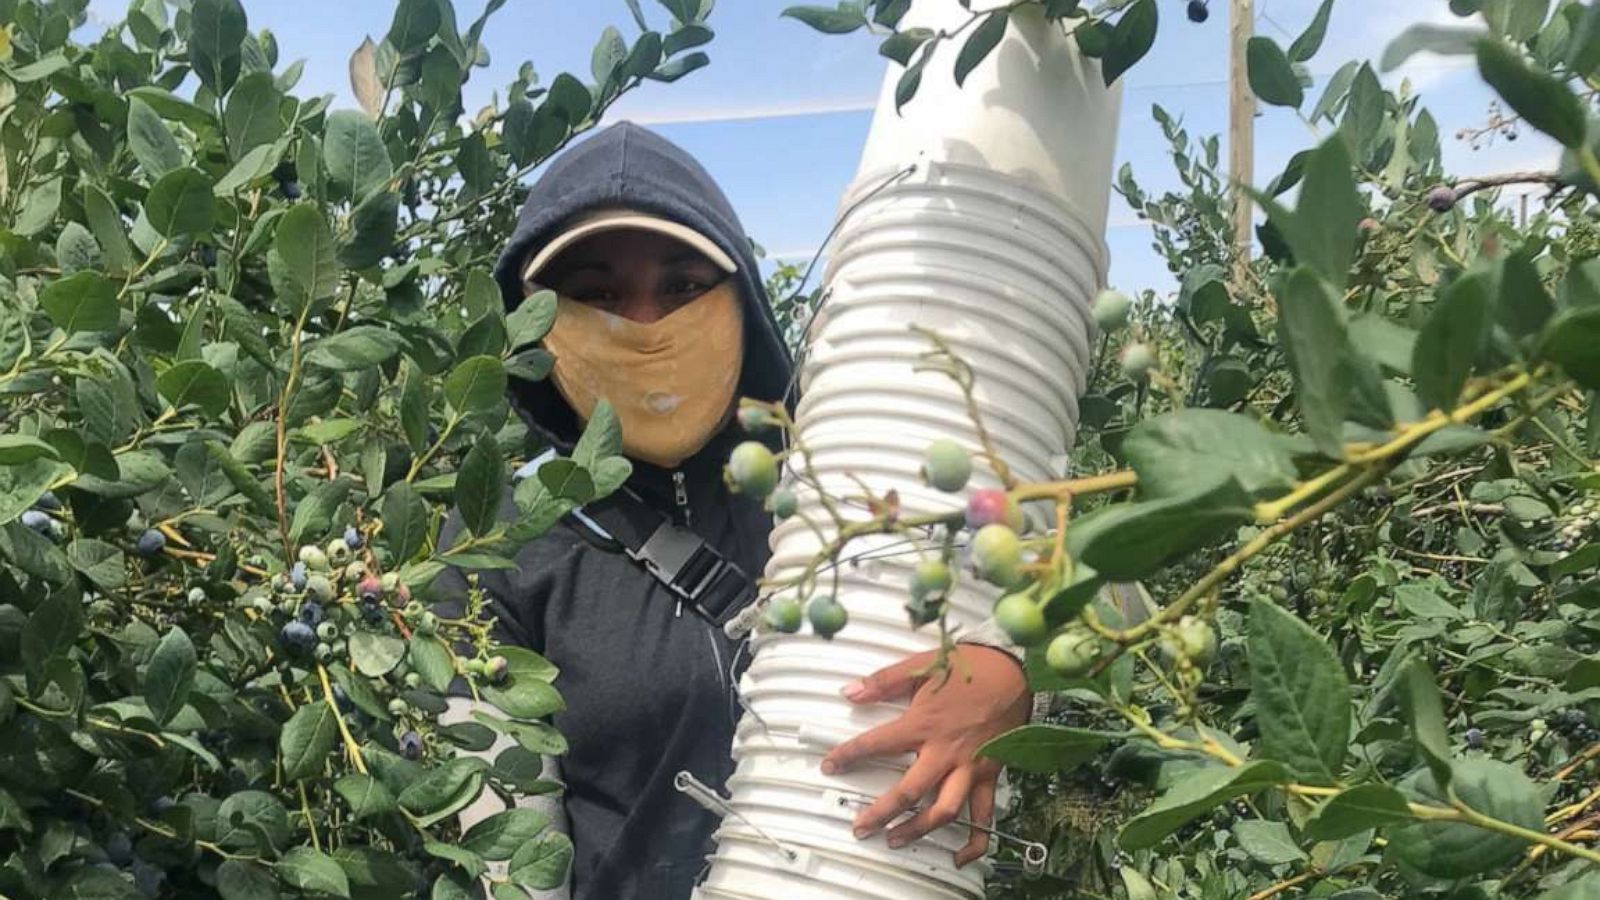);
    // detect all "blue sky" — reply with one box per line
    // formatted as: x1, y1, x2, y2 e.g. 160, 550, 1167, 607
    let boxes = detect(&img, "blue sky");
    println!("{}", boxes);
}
89, 0, 1563, 296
